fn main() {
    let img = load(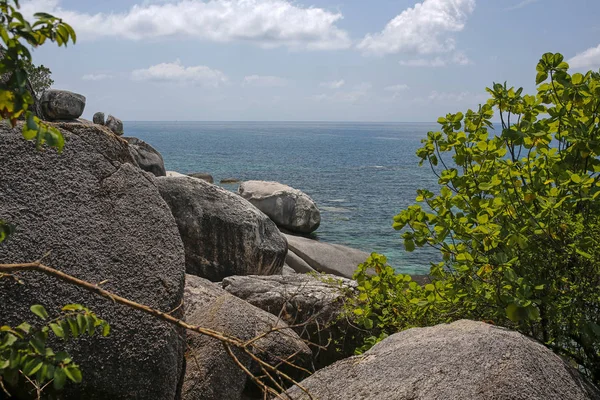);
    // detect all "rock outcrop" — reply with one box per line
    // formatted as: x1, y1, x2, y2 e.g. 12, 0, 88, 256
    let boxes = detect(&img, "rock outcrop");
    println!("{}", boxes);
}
285, 320, 600, 400
183, 274, 312, 400
222, 274, 361, 369
125, 136, 166, 177
0, 122, 186, 399
157, 175, 287, 281
239, 181, 321, 234
40, 90, 86, 121
285, 234, 369, 279
106, 114, 124, 135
